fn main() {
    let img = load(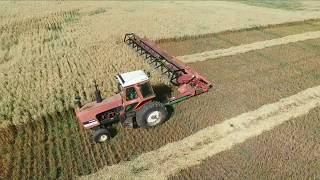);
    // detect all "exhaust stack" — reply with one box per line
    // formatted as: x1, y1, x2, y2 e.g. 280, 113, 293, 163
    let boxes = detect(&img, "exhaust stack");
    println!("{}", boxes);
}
94, 80, 103, 103
74, 95, 82, 108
